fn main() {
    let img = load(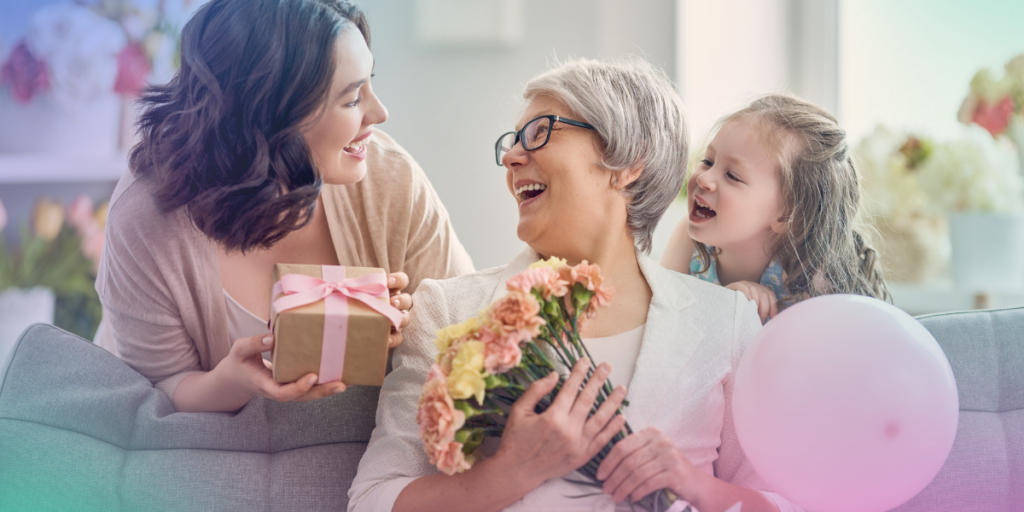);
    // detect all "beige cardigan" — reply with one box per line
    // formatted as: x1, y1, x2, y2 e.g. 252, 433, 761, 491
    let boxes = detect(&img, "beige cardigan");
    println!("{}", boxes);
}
95, 130, 475, 399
